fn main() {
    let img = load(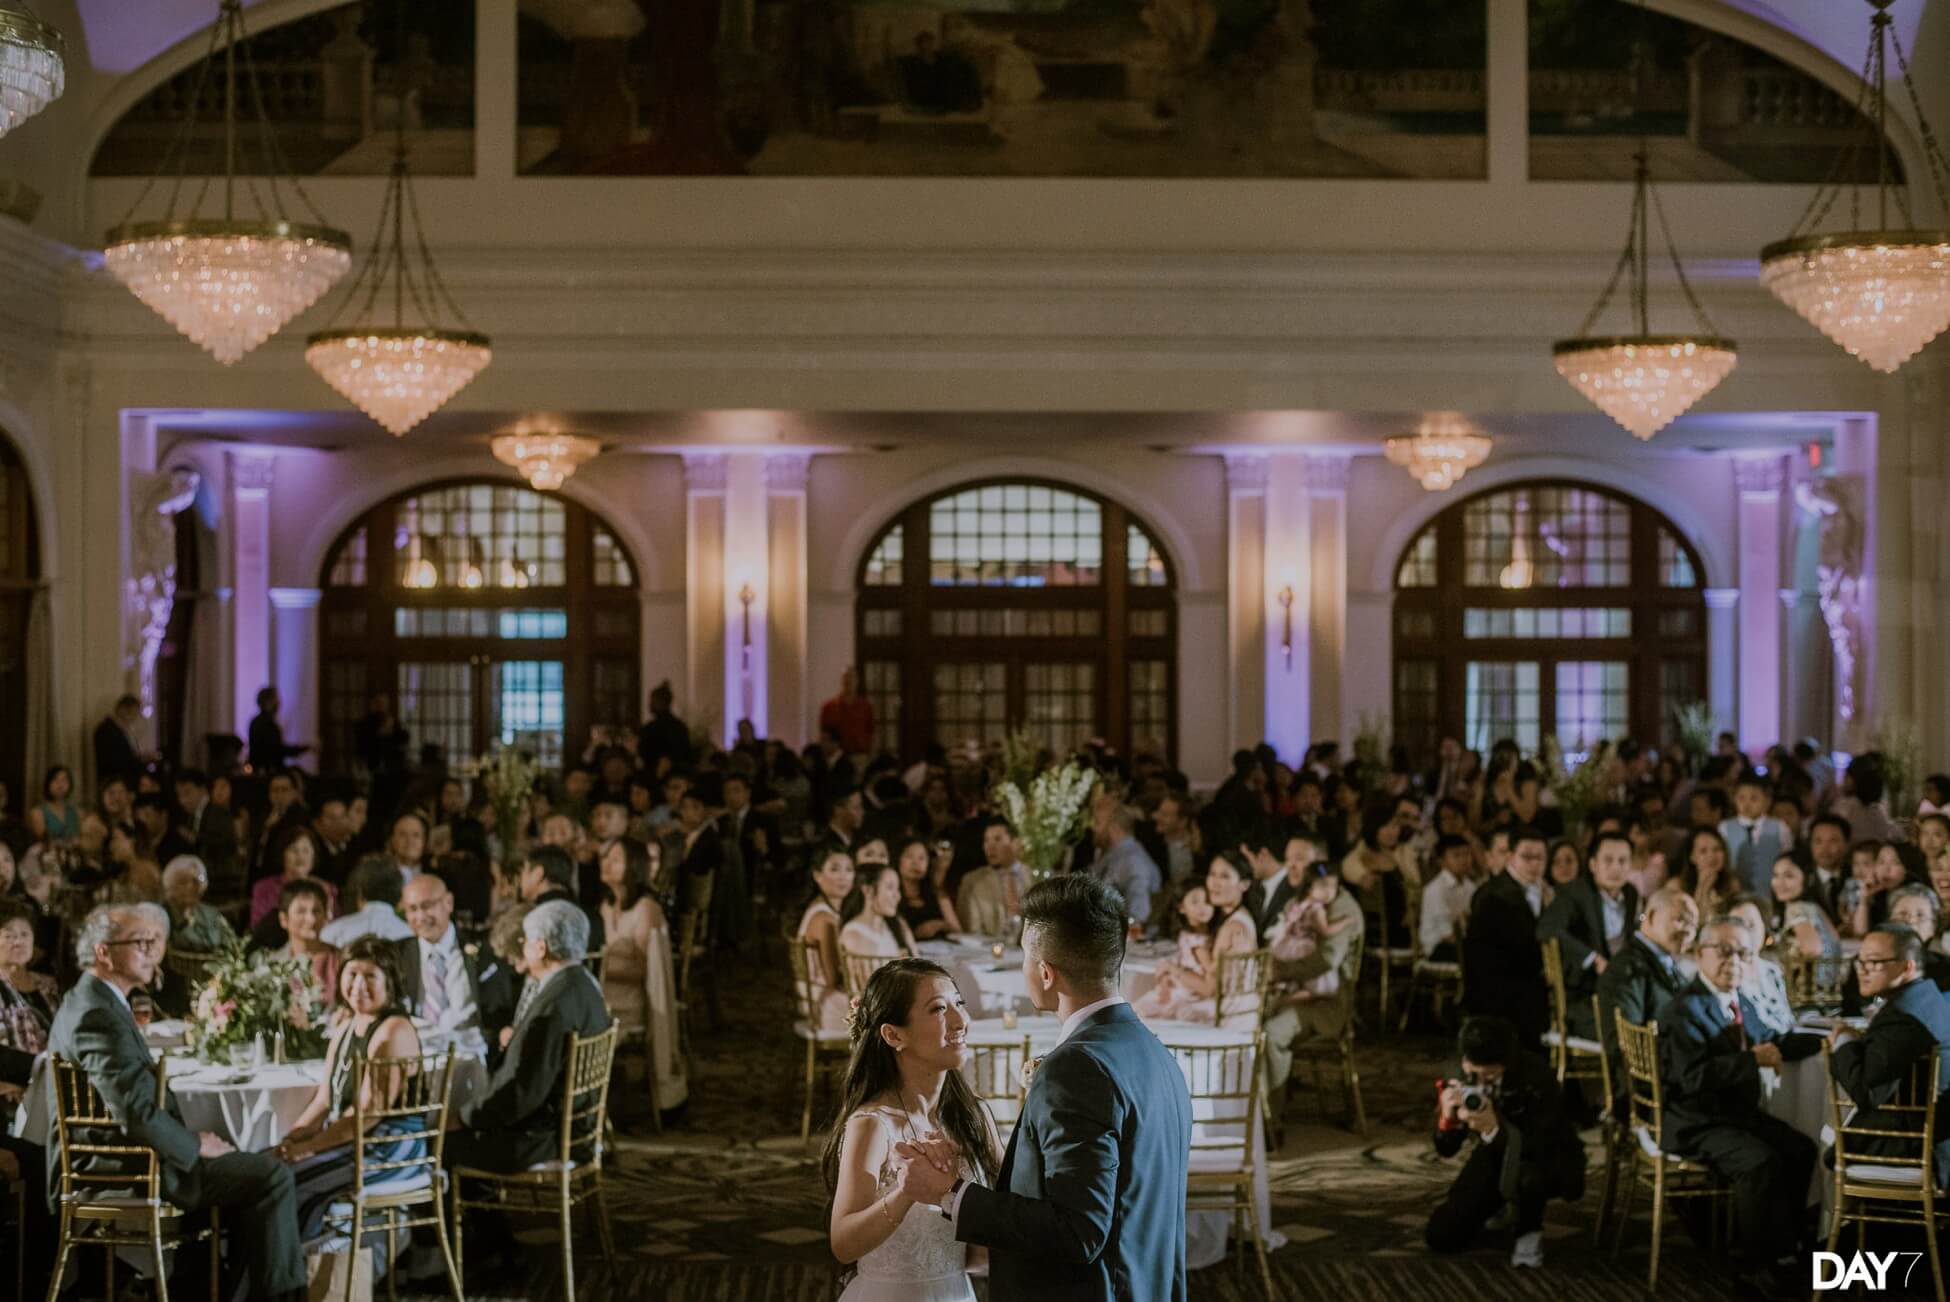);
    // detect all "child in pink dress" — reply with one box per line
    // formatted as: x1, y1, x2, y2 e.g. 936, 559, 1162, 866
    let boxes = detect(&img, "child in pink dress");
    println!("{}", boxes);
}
1134, 886, 1214, 1022
1270, 873, 1360, 1000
